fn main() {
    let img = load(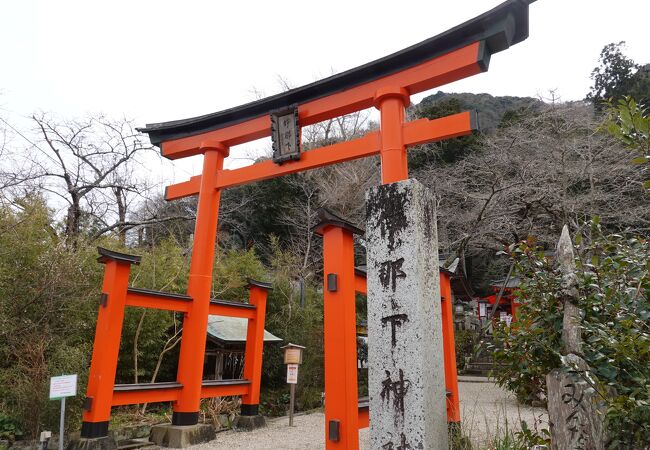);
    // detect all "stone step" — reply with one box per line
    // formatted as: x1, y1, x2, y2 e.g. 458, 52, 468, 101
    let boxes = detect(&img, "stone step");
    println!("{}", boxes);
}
117, 438, 156, 450
472, 359, 494, 365
464, 361, 503, 376
468, 361, 494, 367
467, 361, 493, 367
